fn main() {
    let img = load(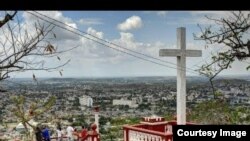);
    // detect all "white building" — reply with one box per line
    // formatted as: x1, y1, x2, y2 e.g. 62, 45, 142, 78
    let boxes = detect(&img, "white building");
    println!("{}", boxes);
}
80, 95, 93, 107
112, 98, 138, 108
